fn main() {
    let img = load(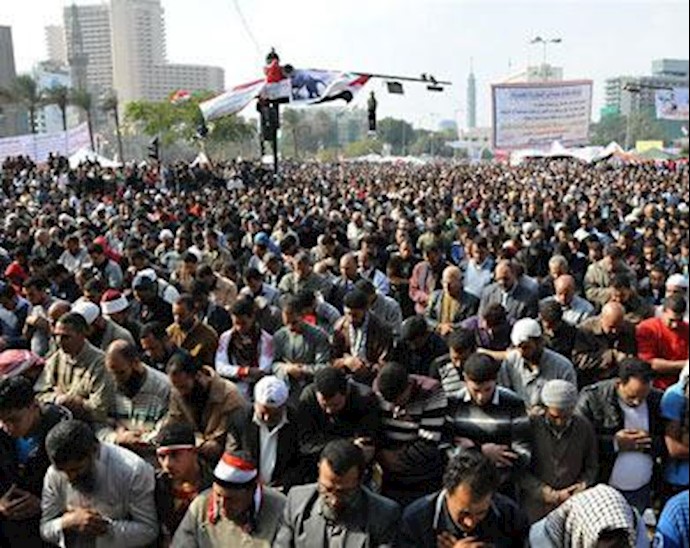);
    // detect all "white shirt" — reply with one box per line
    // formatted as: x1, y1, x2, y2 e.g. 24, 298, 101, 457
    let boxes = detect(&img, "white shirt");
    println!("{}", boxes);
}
256, 412, 289, 485
609, 399, 654, 491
